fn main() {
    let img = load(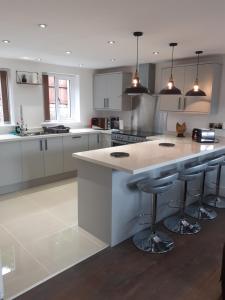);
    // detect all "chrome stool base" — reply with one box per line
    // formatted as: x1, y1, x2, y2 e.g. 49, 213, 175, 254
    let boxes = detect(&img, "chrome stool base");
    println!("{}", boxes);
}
204, 195, 225, 208
164, 215, 201, 234
185, 204, 217, 220
133, 229, 174, 253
